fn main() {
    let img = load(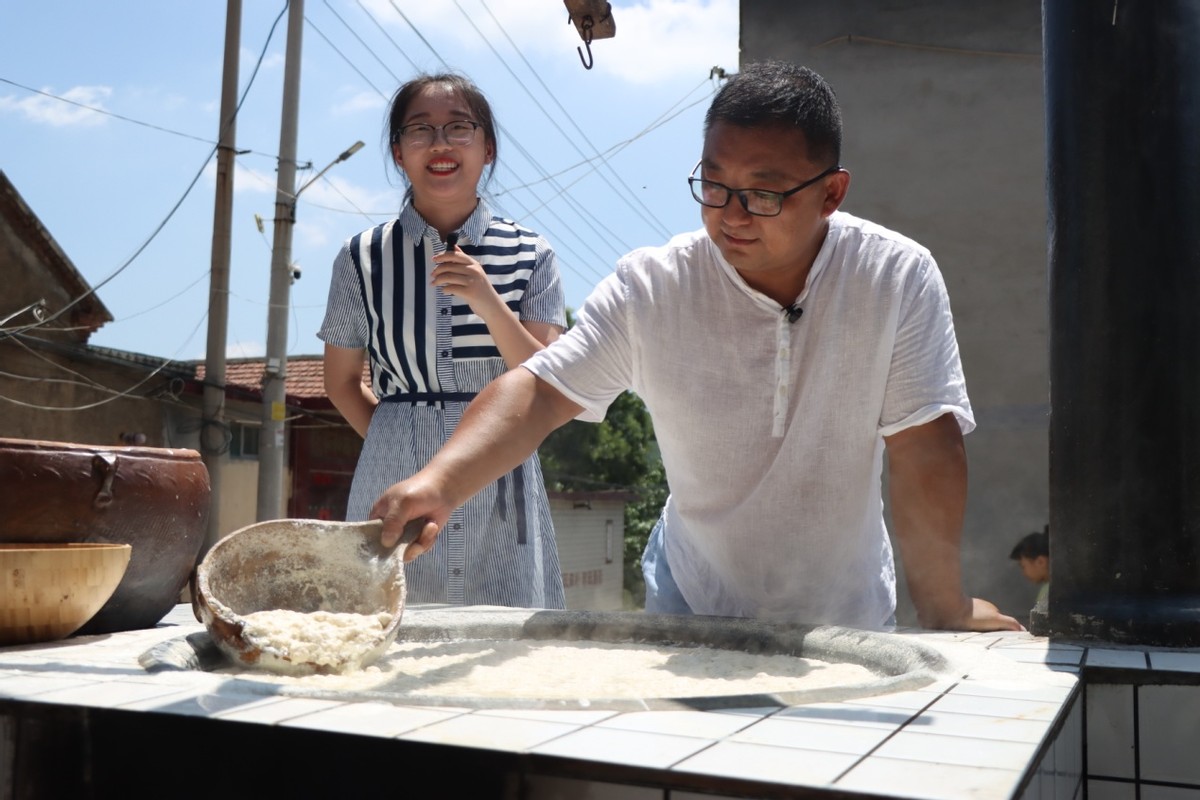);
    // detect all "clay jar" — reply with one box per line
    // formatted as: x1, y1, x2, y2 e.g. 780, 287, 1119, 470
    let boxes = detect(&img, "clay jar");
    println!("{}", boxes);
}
0, 437, 210, 634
